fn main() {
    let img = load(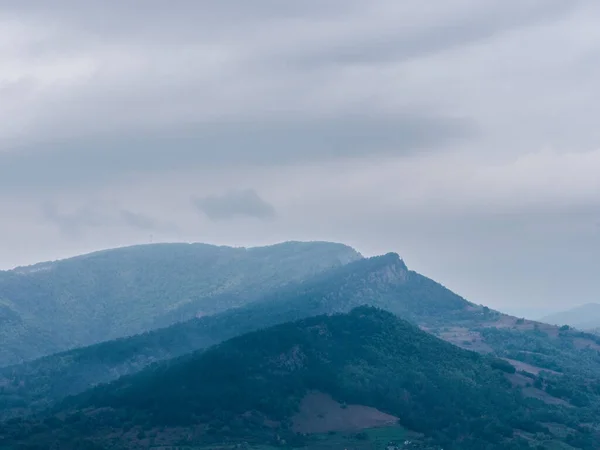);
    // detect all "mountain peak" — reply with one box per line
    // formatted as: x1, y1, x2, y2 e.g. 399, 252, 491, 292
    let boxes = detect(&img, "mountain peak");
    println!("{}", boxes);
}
363, 252, 408, 283
382, 251, 407, 268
